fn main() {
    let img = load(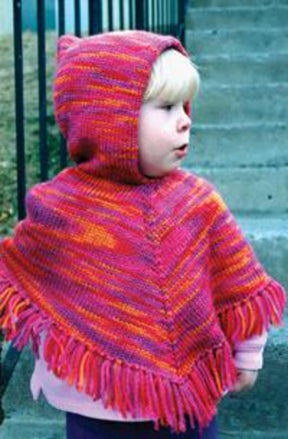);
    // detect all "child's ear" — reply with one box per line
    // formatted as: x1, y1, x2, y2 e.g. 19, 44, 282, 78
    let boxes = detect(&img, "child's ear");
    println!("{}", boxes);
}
57, 35, 81, 63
